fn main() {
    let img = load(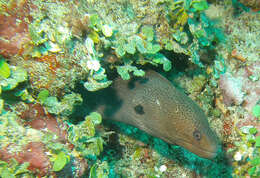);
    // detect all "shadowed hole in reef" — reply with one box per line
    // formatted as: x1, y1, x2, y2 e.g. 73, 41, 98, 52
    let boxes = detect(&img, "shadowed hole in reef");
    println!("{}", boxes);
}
160, 50, 190, 72
70, 82, 125, 175
161, 49, 217, 72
